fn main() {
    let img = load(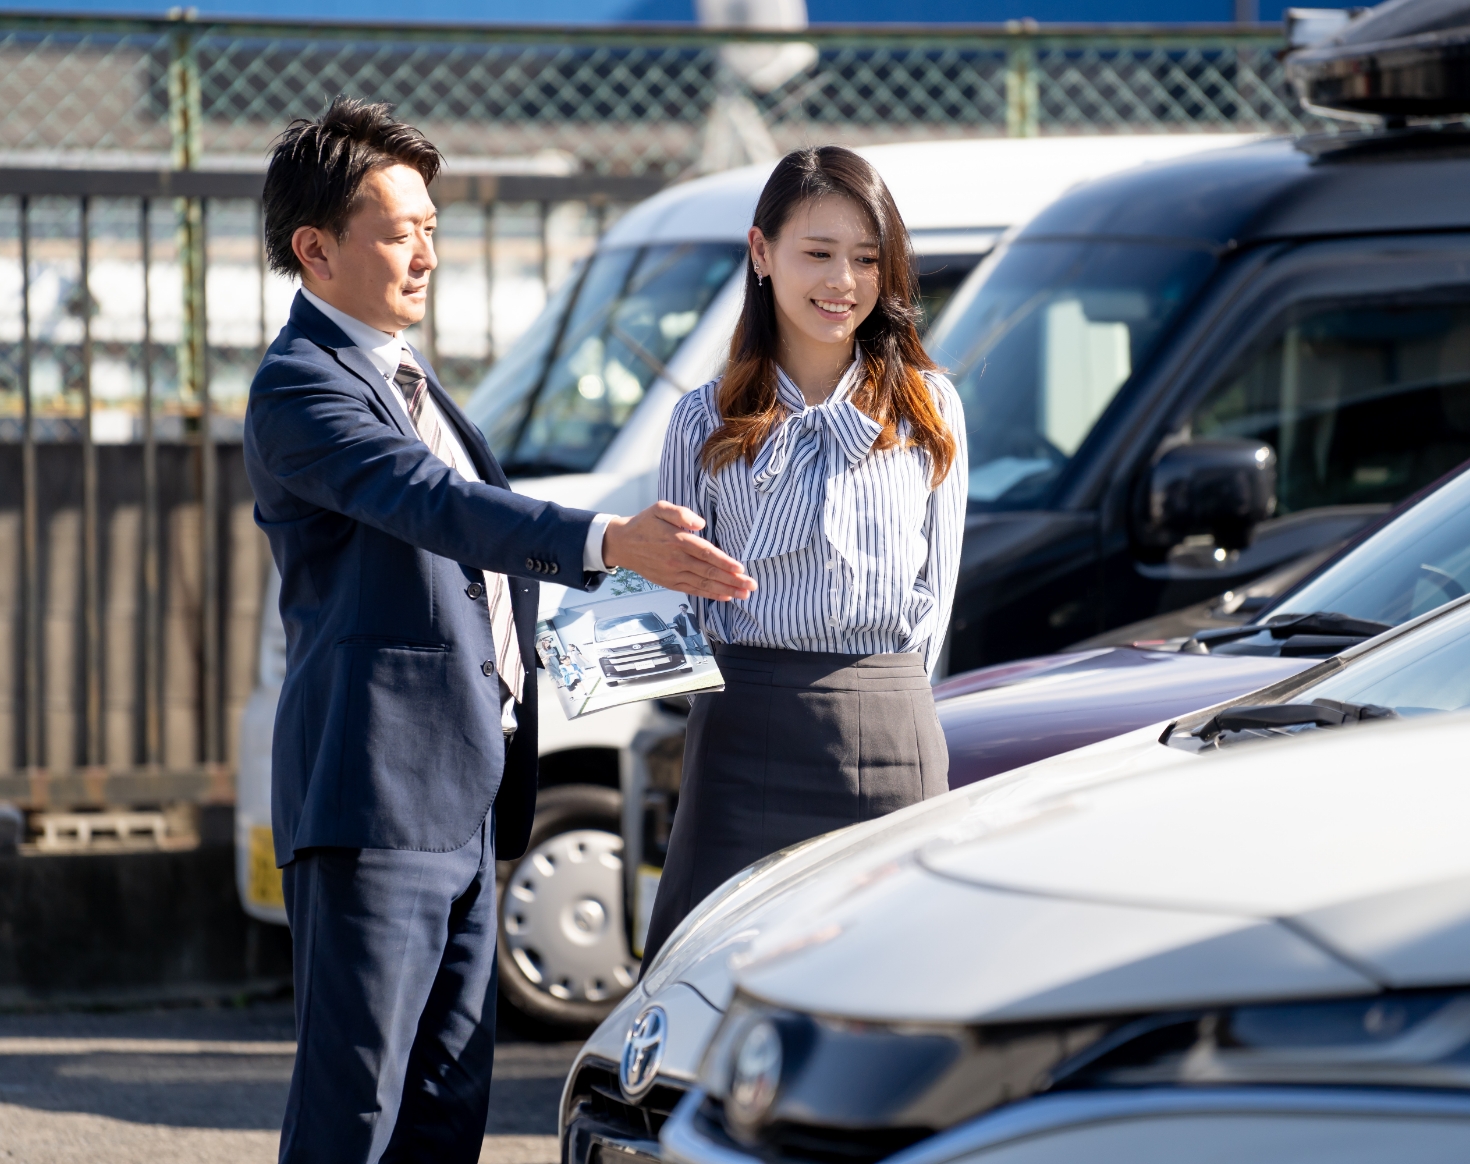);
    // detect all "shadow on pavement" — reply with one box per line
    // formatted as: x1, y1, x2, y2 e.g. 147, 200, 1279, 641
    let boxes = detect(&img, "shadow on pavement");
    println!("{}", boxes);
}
0, 1001, 581, 1137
